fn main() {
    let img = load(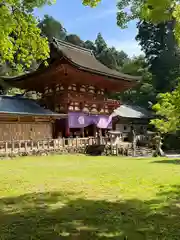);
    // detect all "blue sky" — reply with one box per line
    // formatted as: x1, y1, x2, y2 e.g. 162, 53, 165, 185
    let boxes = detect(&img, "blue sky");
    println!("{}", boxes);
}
34, 0, 142, 57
